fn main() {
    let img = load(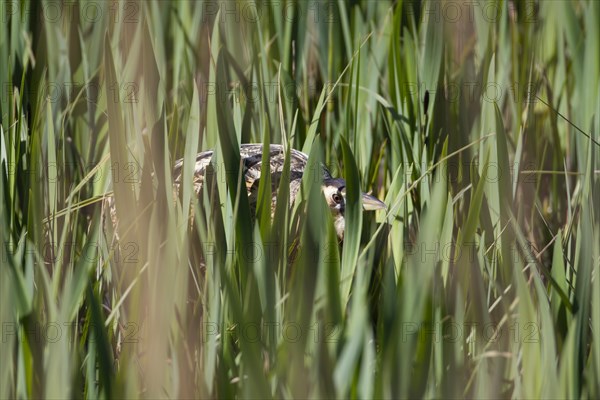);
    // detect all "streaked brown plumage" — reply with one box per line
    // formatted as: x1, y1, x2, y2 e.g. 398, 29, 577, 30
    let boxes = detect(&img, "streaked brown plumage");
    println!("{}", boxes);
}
105, 144, 386, 240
